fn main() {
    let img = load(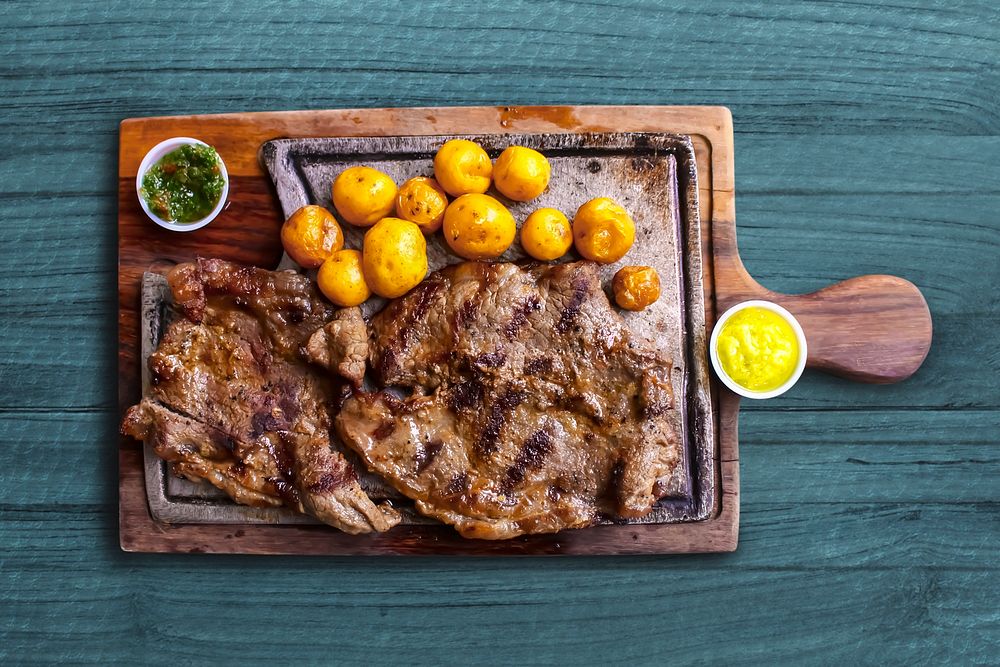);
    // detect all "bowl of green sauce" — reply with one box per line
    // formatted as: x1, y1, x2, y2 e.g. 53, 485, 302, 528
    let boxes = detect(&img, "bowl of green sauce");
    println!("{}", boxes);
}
136, 137, 229, 232
709, 300, 808, 400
